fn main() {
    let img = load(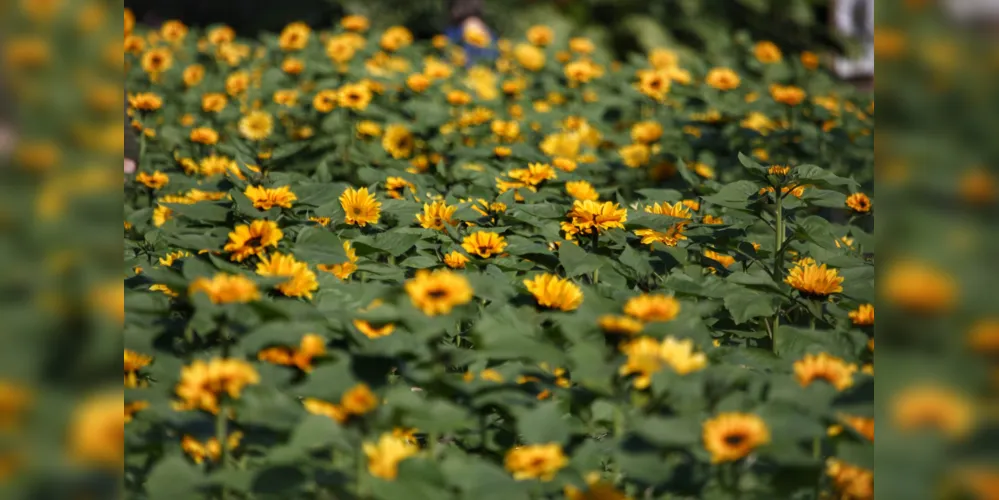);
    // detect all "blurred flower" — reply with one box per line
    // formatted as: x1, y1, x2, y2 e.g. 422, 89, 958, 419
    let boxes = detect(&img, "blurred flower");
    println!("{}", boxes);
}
417, 200, 458, 231
753, 41, 782, 64
173, 358, 259, 414
182, 432, 243, 464
124, 350, 152, 388
338, 83, 372, 110
706, 67, 740, 90
527, 25, 554, 46
238, 110, 274, 141
514, 43, 545, 71
849, 304, 874, 326
631, 121, 663, 144
882, 260, 957, 314
128, 92, 162, 111
341, 383, 379, 415
405, 269, 473, 315
702, 412, 770, 463
318, 241, 359, 280
703, 249, 736, 269
258, 334, 326, 372
523, 274, 583, 311
634, 201, 691, 248
183, 64, 204, 87
364, 433, 419, 480
256, 252, 319, 299
341, 15, 369, 32
136, 171, 169, 189
462, 231, 507, 258
800, 51, 819, 69
959, 167, 997, 206
504, 443, 567, 481
245, 185, 296, 210
190, 127, 219, 145
70, 391, 124, 469
443, 251, 470, 269
770, 84, 806, 106
279, 22, 311, 51
188, 273, 261, 304
890, 384, 974, 440
598, 315, 643, 336
636, 69, 671, 101
202, 93, 228, 112
382, 124, 415, 159
826, 459, 873, 500
624, 294, 681, 323
380, 26, 413, 52
141, 47, 173, 74
793, 353, 856, 391
566, 180, 599, 201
